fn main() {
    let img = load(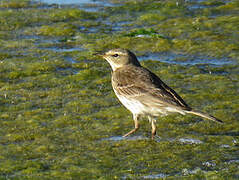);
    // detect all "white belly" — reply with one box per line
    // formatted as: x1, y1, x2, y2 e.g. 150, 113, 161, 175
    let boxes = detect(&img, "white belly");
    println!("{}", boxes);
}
114, 90, 185, 116
116, 94, 146, 115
